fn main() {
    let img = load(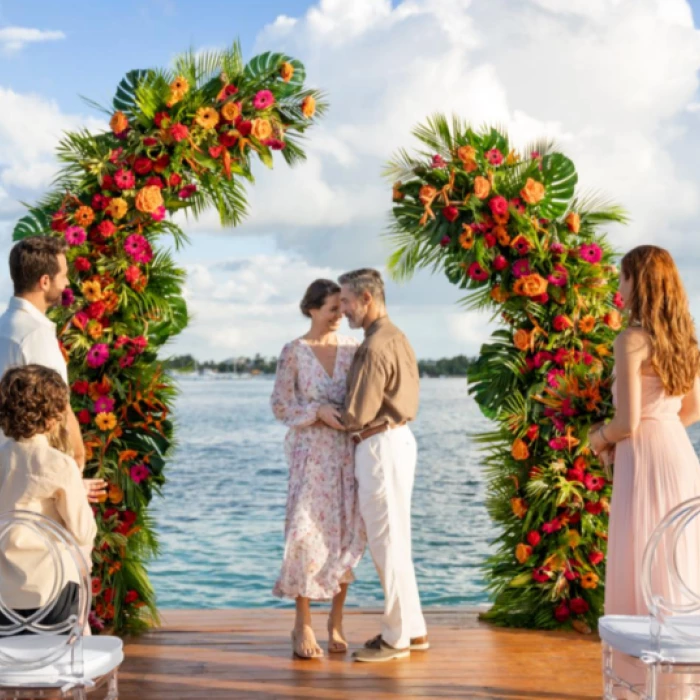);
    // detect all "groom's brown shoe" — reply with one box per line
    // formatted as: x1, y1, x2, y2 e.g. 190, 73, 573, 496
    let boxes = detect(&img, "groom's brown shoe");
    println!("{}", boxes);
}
364, 633, 430, 651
